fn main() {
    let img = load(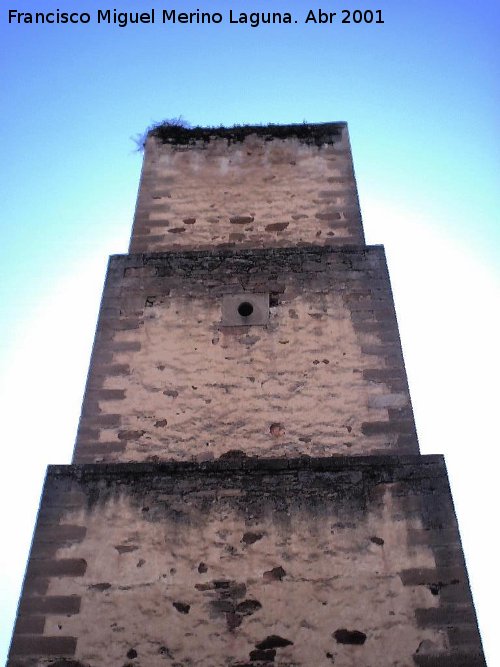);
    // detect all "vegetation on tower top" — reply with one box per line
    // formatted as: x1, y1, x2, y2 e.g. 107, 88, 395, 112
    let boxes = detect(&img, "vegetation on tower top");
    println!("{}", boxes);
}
136, 117, 346, 148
